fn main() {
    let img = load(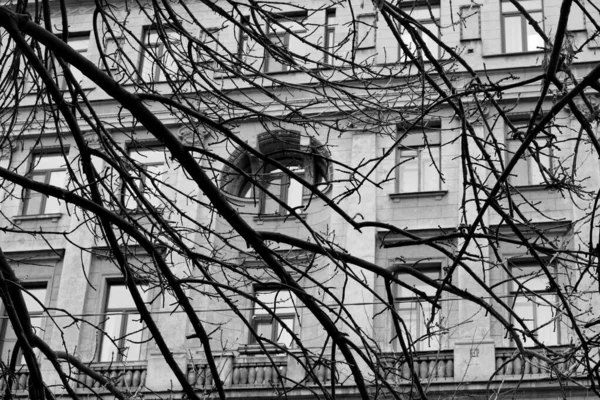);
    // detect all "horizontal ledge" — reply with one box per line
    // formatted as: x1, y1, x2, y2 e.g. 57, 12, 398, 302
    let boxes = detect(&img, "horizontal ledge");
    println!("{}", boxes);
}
389, 190, 448, 201
13, 213, 63, 223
